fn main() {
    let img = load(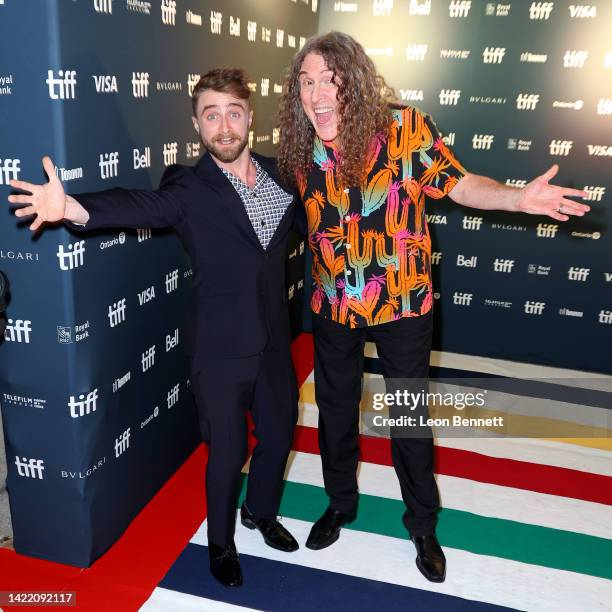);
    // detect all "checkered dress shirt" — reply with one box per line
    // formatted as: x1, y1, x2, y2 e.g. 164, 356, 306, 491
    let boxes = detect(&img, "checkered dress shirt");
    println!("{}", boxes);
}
221, 158, 293, 249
